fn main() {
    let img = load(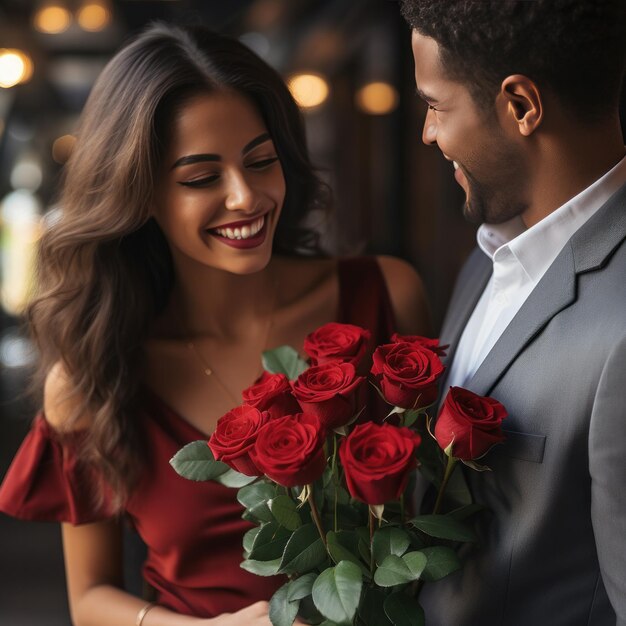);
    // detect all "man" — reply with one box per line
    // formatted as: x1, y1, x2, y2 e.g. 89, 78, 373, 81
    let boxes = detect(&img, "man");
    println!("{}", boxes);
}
399, 1, 626, 624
